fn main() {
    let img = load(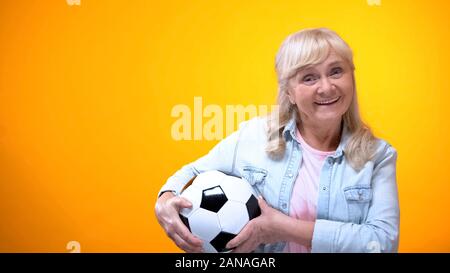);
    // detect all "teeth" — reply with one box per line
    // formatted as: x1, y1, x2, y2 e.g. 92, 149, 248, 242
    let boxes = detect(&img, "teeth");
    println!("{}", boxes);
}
315, 97, 340, 105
